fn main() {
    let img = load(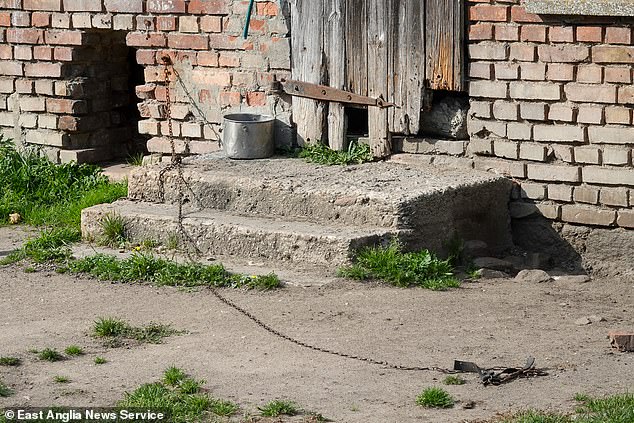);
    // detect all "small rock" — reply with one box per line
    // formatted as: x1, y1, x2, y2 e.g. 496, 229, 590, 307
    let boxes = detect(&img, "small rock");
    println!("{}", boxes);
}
554, 275, 591, 284
575, 317, 592, 326
608, 330, 634, 352
462, 401, 476, 409
473, 257, 514, 272
514, 269, 552, 284
479, 269, 510, 279
9, 213, 21, 224
588, 315, 606, 323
